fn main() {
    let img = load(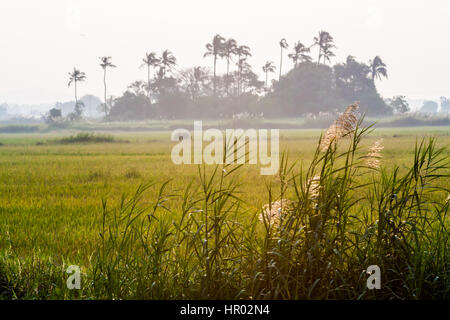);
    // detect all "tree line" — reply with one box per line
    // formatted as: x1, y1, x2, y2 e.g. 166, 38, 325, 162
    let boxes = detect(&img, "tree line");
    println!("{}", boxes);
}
53, 31, 396, 122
